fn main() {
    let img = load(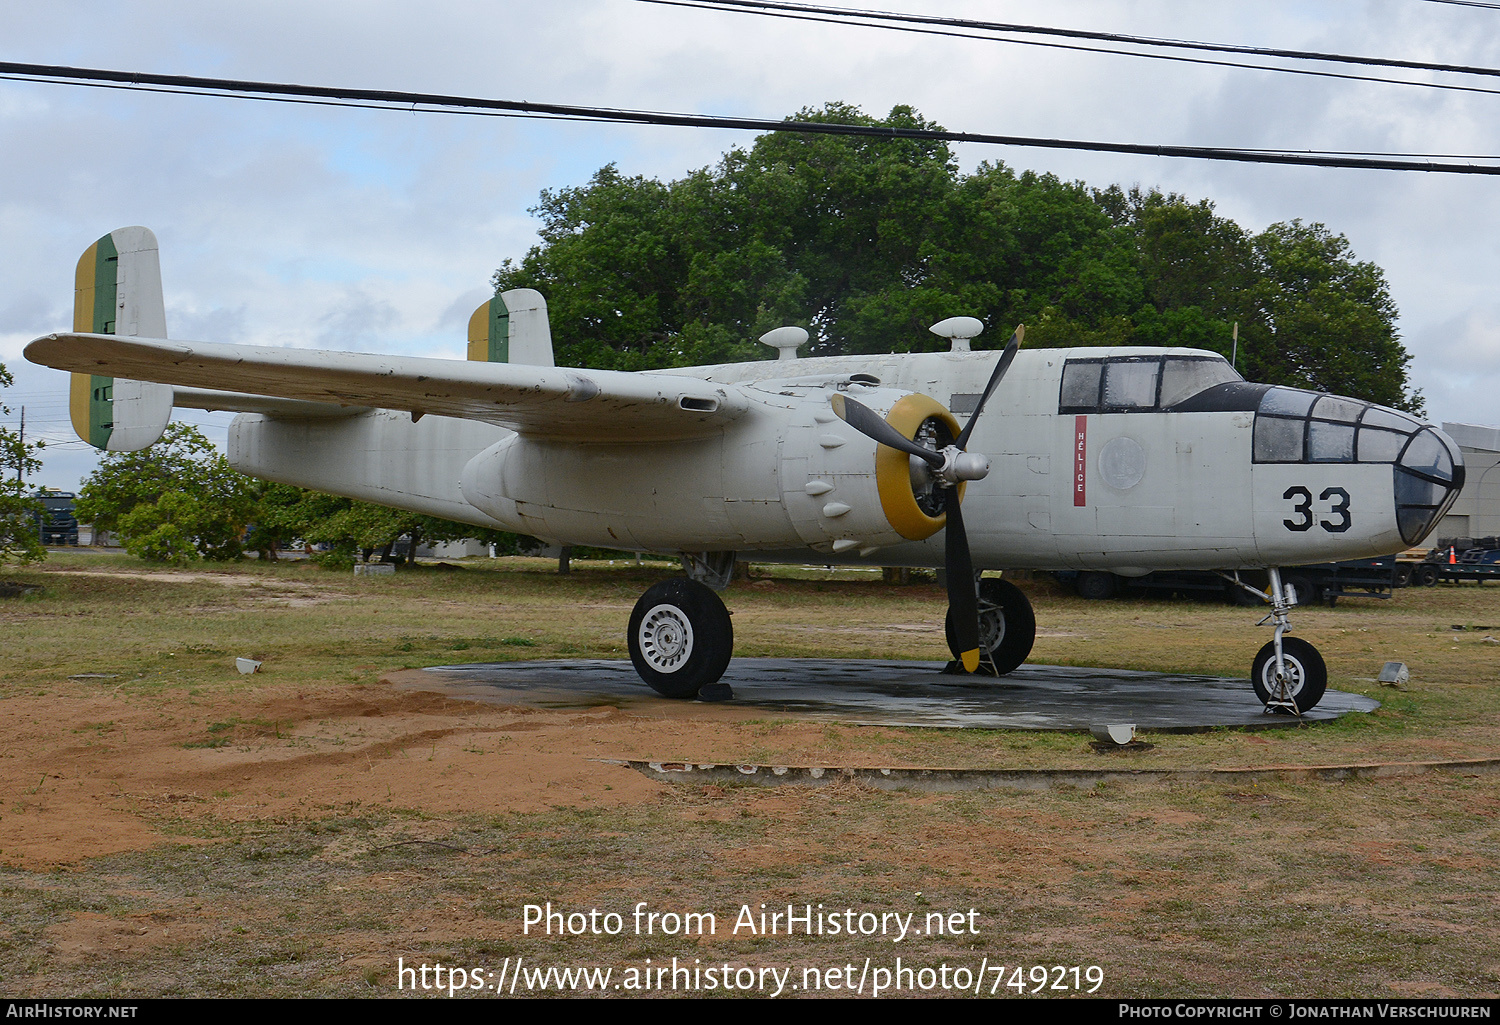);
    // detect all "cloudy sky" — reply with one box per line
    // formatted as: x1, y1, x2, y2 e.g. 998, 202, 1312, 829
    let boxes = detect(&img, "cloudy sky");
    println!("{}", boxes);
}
4, 0, 1500, 490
